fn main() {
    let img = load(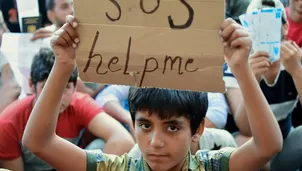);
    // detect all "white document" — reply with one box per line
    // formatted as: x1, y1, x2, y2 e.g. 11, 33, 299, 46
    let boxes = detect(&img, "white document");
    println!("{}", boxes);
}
1, 33, 51, 98
16, 0, 40, 32
240, 8, 282, 62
